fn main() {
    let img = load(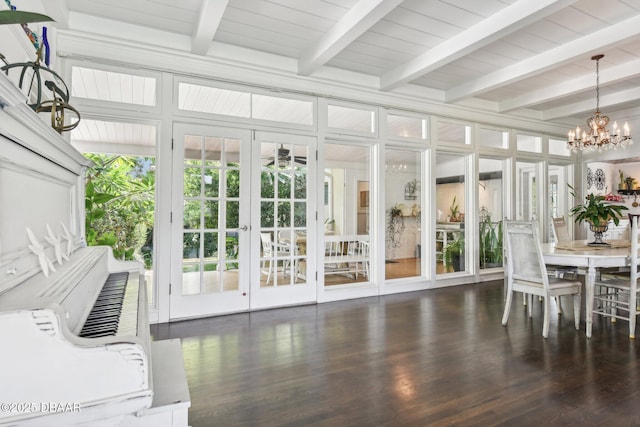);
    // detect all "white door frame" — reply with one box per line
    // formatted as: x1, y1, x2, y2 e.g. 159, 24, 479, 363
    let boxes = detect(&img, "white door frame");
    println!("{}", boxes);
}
170, 123, 251, 319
